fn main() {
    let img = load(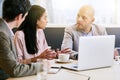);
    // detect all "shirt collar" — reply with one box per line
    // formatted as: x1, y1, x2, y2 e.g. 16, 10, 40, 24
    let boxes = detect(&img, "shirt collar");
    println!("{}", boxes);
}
76, 24, 93, 36
3, 19, 14, 36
